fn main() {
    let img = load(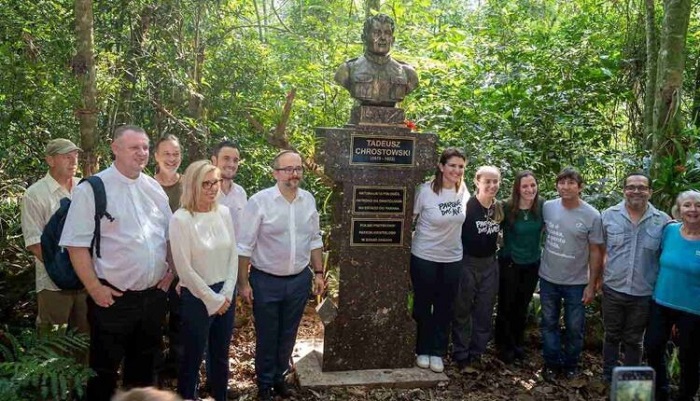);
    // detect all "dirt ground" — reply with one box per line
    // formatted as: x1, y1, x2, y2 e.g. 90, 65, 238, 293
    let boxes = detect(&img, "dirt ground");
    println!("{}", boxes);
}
207, 303, 611, 401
